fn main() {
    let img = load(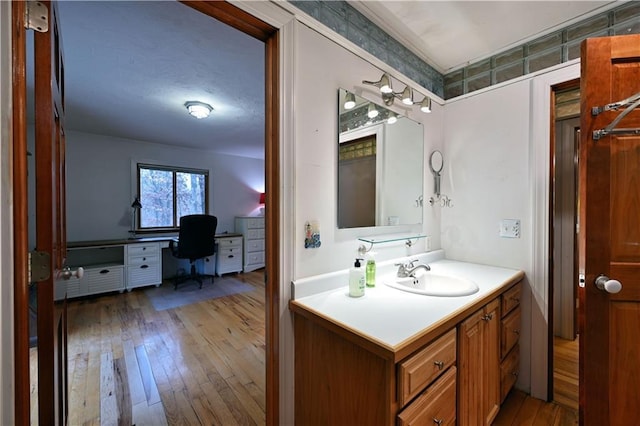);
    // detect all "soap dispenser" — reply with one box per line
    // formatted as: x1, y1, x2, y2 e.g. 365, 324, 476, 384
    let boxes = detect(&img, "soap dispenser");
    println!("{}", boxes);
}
349, 258, 365, 297
365, 251, 376, 287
